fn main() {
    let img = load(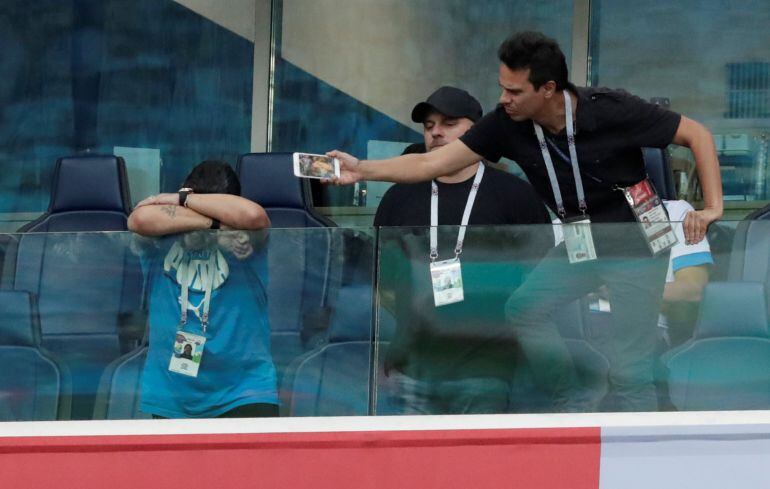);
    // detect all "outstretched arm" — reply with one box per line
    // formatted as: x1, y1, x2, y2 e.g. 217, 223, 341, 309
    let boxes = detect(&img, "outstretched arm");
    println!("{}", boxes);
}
672, 116, 723, 244
327, 139, 482, 185
128, 193, 270, 237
